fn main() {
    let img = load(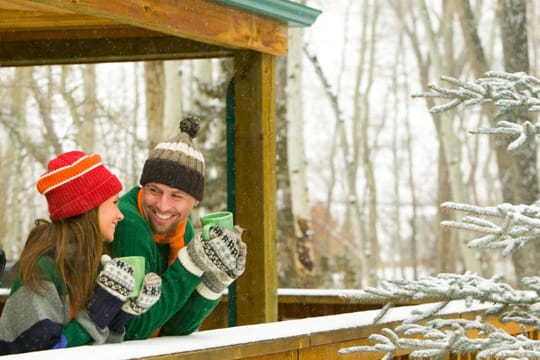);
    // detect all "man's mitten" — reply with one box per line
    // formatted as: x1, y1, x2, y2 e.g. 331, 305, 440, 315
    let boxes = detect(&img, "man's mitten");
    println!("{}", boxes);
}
183, 225, 241, 277
108, 272, 162, 334
201, 235, 247, 294
87, 255, 135, 329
